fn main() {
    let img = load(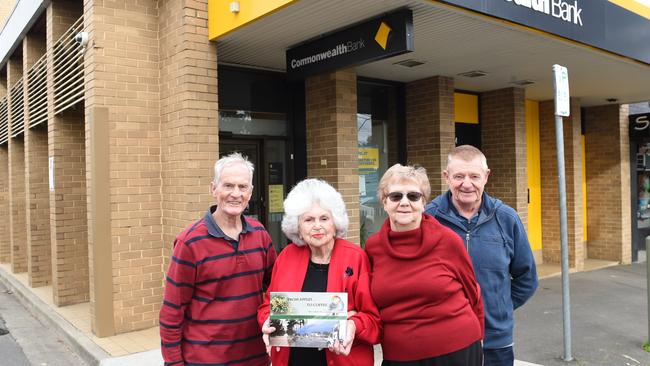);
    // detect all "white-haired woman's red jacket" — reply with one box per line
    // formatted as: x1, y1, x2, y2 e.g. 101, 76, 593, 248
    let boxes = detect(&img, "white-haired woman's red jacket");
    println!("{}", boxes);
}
257, 238, 382, 366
